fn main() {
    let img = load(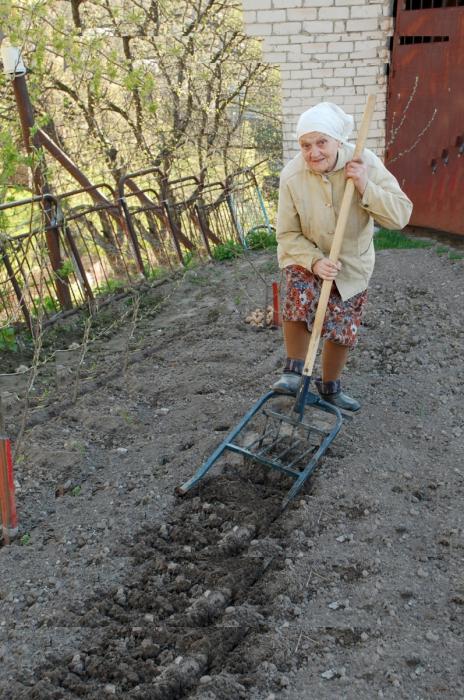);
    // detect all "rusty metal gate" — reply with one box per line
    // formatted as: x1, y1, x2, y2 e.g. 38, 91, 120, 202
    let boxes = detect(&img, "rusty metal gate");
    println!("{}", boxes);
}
386, 0, 464, 235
